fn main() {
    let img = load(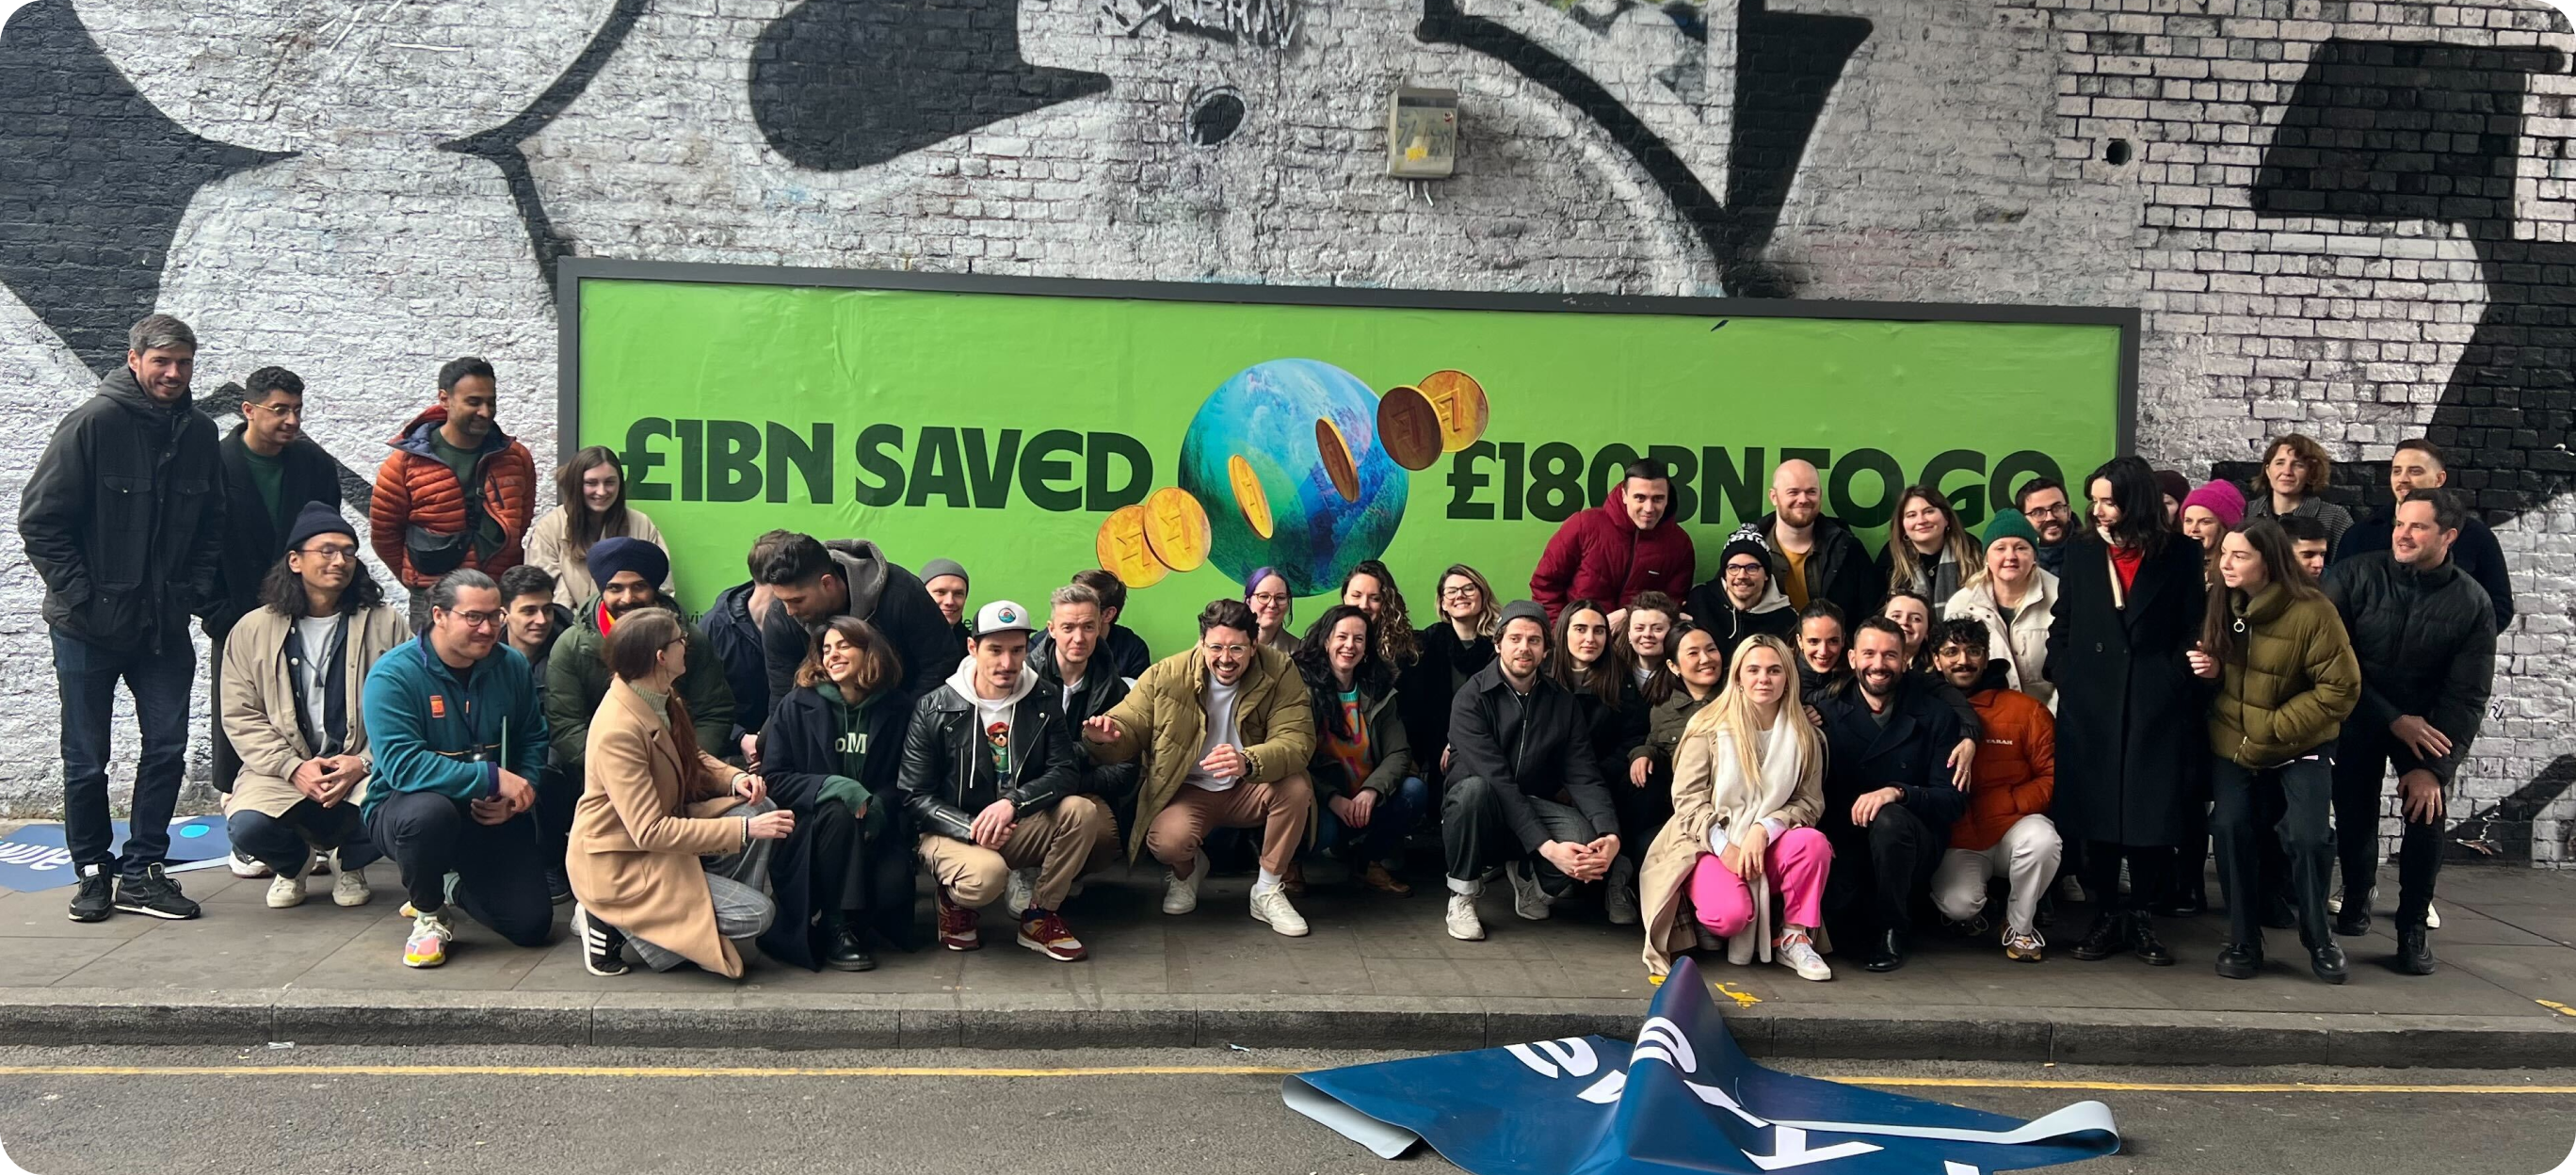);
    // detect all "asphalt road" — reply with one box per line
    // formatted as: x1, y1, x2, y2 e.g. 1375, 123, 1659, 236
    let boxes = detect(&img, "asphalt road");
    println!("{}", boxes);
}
1, 1045, 2572, 1174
